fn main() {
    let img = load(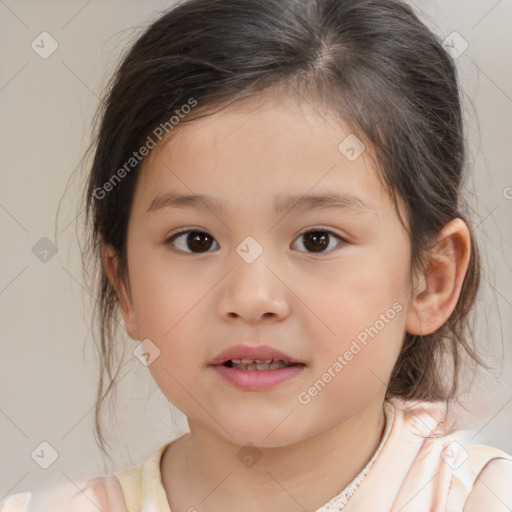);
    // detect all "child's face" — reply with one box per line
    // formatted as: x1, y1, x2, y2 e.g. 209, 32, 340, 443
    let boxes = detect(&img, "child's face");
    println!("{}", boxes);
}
116, 91, 415, 447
